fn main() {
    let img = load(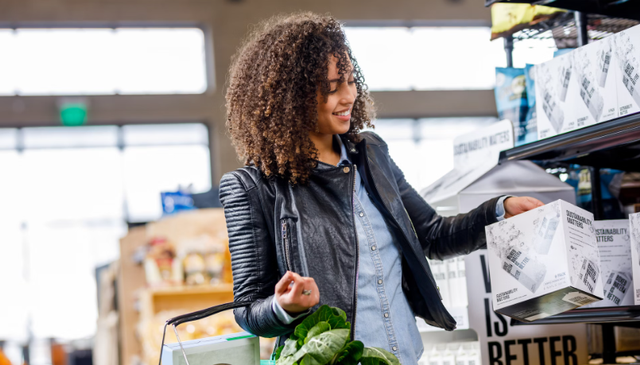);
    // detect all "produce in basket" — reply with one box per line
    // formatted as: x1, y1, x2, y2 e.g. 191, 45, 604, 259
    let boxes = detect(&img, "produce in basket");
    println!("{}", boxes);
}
275, 305, 400, 365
